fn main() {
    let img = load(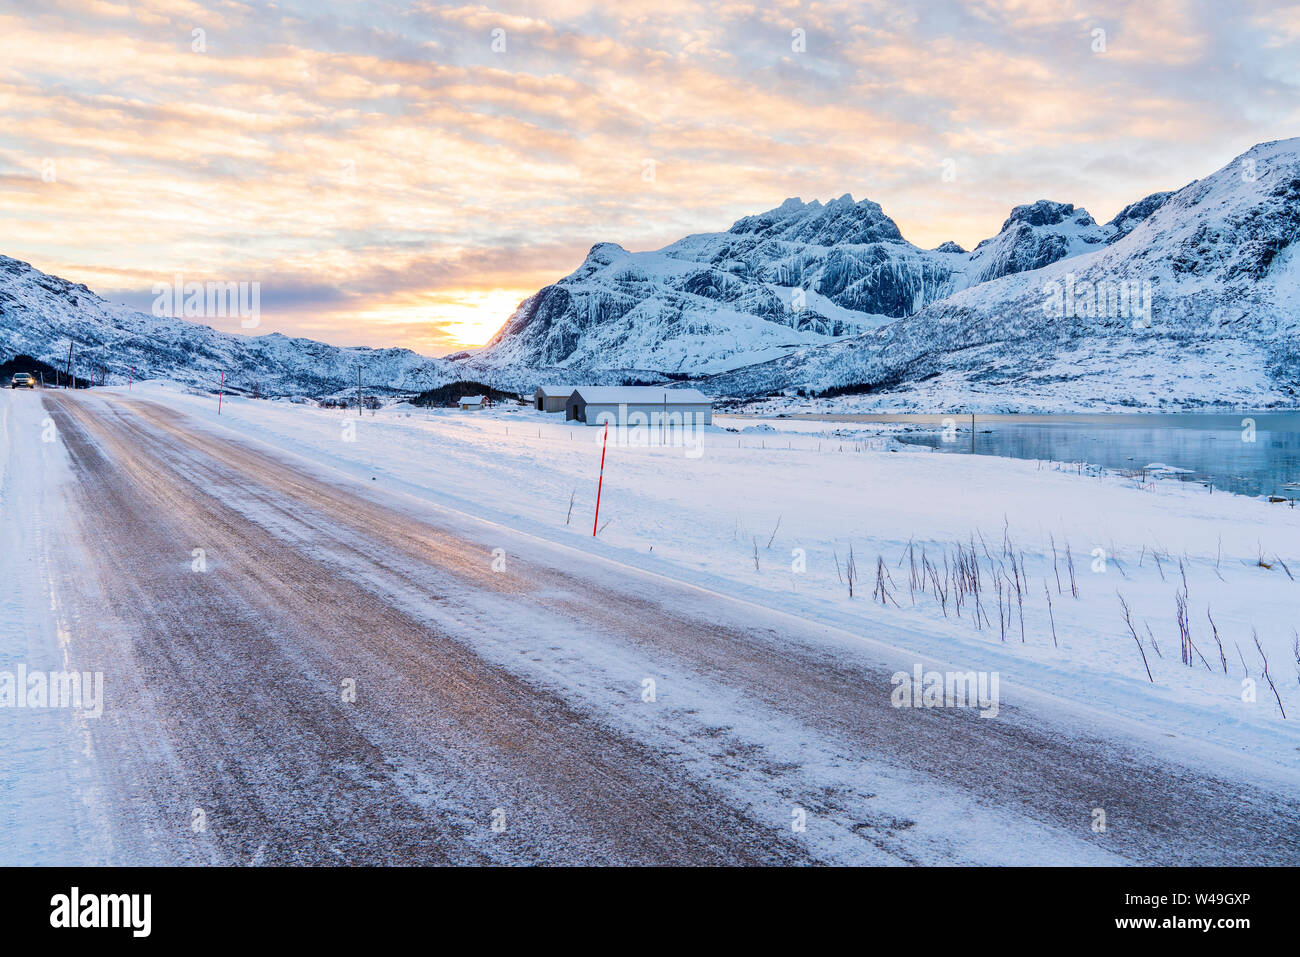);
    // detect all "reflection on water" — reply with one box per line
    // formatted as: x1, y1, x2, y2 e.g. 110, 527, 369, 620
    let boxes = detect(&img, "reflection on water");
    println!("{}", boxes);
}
786, 412, 1300, 499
